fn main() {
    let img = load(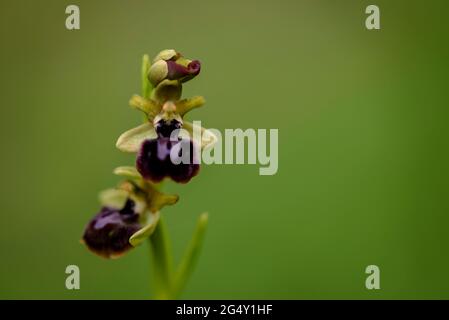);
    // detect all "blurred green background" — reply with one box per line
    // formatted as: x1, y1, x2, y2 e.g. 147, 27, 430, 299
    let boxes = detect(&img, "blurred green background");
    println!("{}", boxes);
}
1, 0, 448, 299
